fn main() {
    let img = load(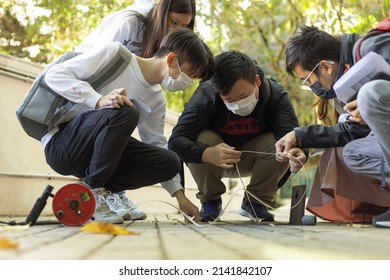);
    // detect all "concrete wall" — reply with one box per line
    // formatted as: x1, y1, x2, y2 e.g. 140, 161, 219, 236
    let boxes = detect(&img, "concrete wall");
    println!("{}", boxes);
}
0, 53, 76, 216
